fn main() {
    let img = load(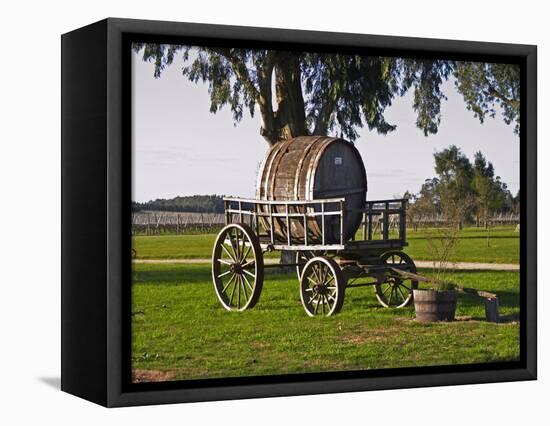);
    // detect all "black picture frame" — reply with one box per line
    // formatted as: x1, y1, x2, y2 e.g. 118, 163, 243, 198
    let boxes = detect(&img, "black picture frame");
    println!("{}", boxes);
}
61, 17, 537, 407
